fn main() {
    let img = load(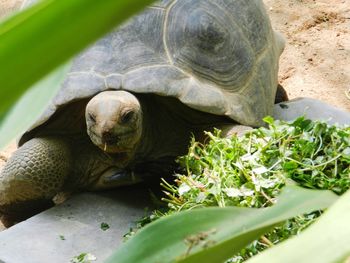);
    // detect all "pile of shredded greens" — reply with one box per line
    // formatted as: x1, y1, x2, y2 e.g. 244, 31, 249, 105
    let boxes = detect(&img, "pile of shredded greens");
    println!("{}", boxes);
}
129, 116, 350, 262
